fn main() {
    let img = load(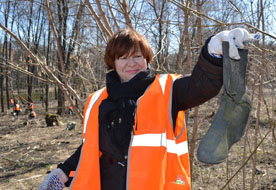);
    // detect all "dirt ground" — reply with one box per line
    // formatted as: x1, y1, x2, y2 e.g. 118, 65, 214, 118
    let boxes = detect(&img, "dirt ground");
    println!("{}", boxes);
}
0, 98, 275, 190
